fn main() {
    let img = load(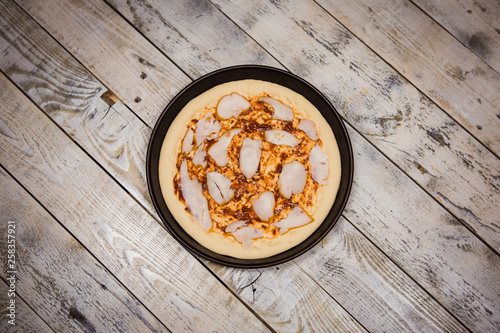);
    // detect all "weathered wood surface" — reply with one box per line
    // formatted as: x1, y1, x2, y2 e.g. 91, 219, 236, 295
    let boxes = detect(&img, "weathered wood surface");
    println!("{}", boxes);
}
106, 0, 280, 78
0, 73, 270, 332
0, 0, 155, 214
211, 0, 500, 257
0, 168, 170, 332
0, 1, 486, 332
13, 0, 191, 126
316, 0, 500, 155
209, 217, 470, 333
0, 3, 372, 332
1, 0, 499, 332
412, 0, 500, 72
0, 278, 52, 333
